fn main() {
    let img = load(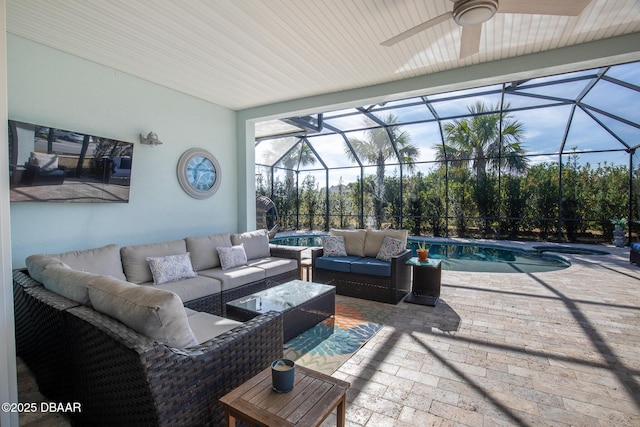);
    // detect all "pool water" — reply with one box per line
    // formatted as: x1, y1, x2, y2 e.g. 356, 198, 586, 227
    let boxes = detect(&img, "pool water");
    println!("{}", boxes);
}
270, 235, 570, 273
